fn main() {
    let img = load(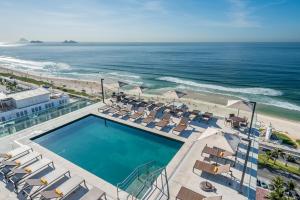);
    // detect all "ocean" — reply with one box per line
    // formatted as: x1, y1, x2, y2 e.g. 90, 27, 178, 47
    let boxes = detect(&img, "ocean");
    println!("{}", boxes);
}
0, 42, 300, 121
